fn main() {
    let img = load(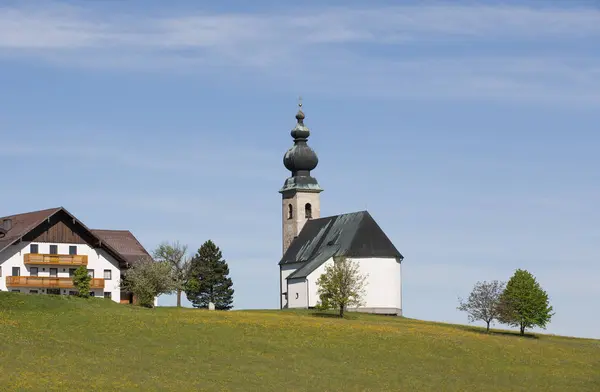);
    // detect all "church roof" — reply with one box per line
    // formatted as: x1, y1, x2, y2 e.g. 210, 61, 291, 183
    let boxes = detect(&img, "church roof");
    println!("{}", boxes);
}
280, 210, 403, 280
